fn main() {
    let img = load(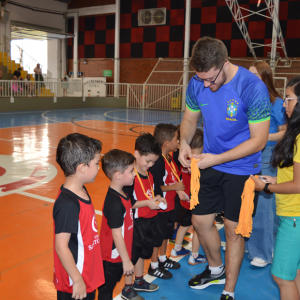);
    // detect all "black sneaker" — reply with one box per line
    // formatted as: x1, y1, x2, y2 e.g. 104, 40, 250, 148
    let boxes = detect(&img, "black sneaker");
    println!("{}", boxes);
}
148, 265, 172, 279
133, 278, 159, 292
185, 232, 192, 238
188, 265, 226, 289
215, 212, 224, 224
121, 287, 144, 300
159, 257, 181, 269
169, 239, 189, 246
220, 294, 235, 300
